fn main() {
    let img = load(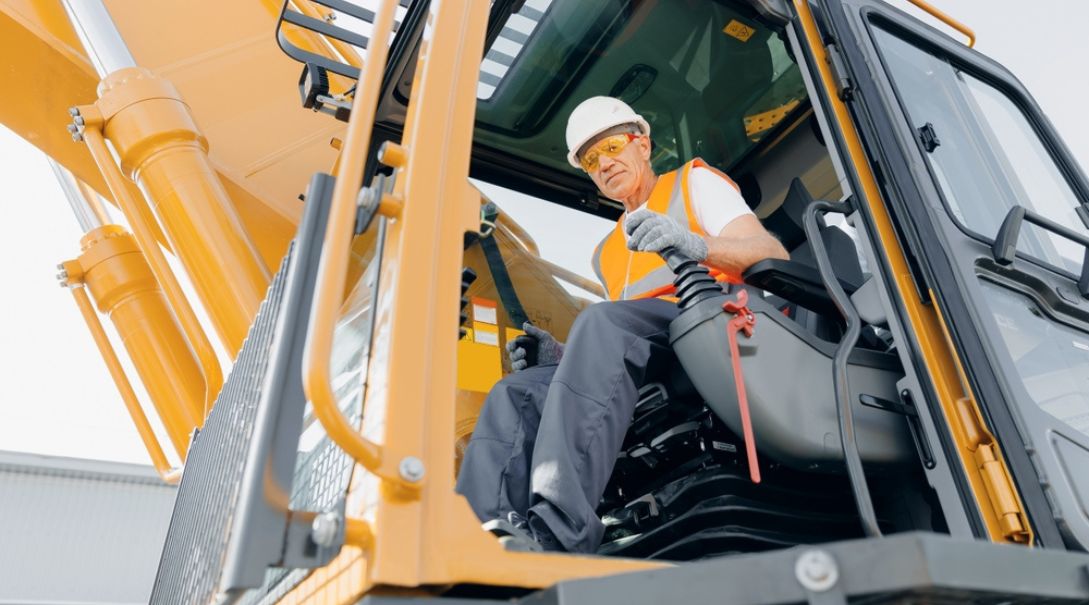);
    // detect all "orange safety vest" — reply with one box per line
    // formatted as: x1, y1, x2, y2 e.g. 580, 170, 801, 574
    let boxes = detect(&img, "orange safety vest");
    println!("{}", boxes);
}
591, 158, 739, 301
